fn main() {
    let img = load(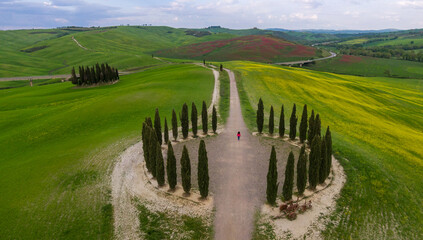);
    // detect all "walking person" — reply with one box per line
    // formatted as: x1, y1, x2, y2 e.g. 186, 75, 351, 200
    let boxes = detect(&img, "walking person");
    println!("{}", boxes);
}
237, 131, 241, 141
